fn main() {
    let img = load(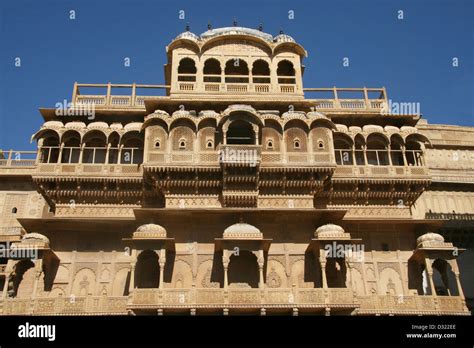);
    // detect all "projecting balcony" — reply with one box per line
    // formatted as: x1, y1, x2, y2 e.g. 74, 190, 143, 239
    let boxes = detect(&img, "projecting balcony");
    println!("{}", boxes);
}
35, 146, 143, 176
218, 144, 262, 166
0, 292, 467, 315
357, 295, 469, 315
333, 149, 430, 179
128, 288, 357, 313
